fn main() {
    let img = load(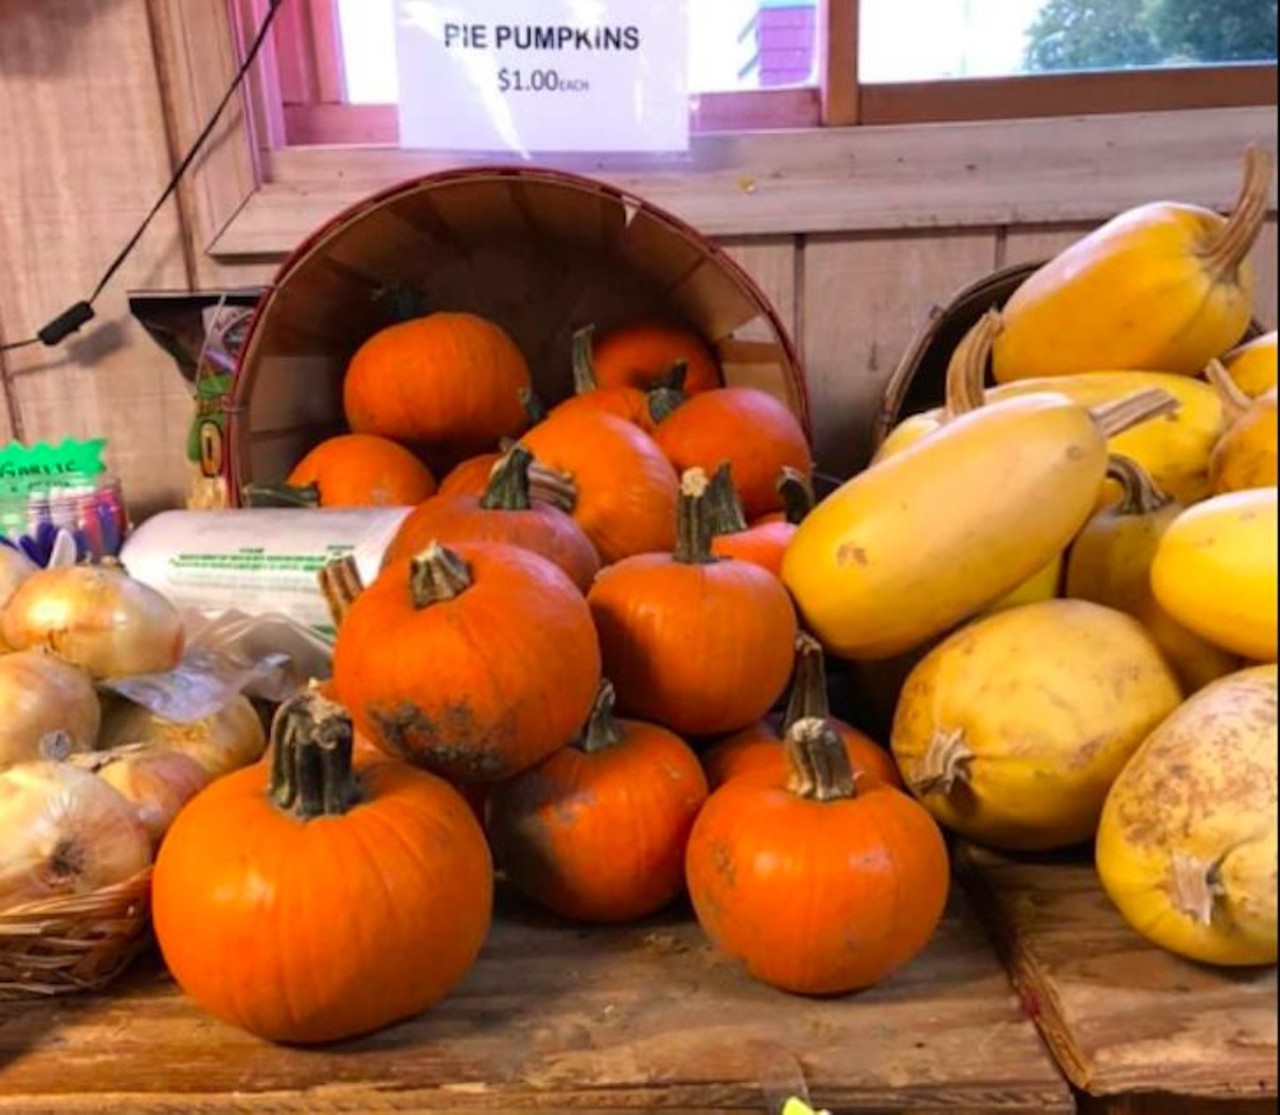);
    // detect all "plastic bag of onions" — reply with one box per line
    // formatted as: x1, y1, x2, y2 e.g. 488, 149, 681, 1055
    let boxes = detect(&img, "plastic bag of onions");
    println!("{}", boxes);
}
1, 562, 183, 679
0, 651, 100, 770
97, 694, 267, 779
0, 761, 152, 913
0, 545, 37, 651
70, 744, 210, 849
